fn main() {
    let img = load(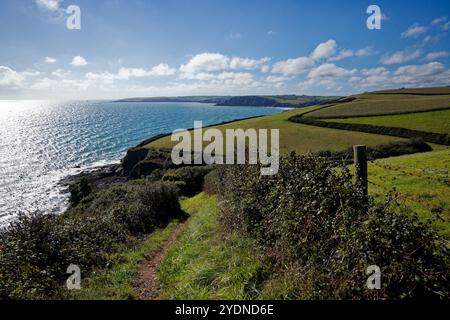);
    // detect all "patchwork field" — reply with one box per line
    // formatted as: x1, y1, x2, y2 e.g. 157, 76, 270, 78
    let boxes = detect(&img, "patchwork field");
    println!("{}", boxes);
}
146, 106, 403, 154
304, 93, 450, 119
328, 109, 450, 135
